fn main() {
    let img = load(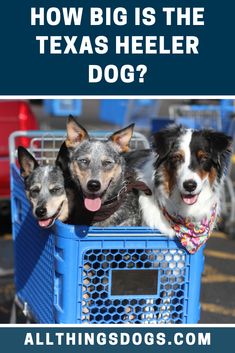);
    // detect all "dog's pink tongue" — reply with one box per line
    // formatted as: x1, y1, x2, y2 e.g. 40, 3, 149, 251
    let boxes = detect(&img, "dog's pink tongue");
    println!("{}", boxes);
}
38, 218, 53, 228
84, 197, 102, 212
182, 194, 198, 205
